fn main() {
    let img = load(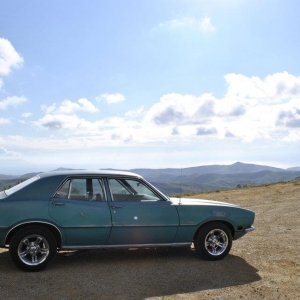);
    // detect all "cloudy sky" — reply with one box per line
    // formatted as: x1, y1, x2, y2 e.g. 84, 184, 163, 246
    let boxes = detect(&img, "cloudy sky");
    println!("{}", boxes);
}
0, 0, 300, 172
